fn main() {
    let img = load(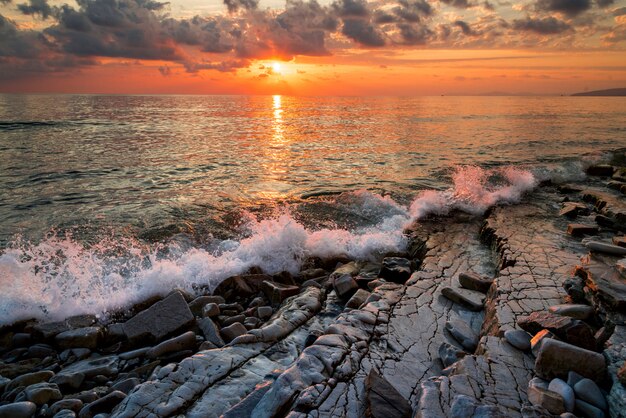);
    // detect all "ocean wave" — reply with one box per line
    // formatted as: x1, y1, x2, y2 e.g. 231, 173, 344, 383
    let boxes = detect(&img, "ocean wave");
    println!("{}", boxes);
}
0, 163, 568, 326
